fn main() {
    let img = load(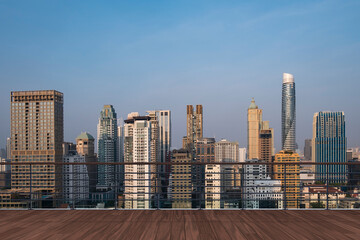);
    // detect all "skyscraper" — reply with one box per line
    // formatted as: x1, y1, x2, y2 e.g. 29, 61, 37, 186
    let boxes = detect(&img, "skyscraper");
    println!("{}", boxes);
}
97, 105, 117, 190
146, 110, 171, 174
312, 112, 346, 183
247, 98, 262, 159
247, 99, 274, 161
170, 149, 192, 209
10, 90, 64, 194
281, 73, 296, 151
76, 132, 97, 192
124, 114, 152, 209
183, 105, 203, 155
